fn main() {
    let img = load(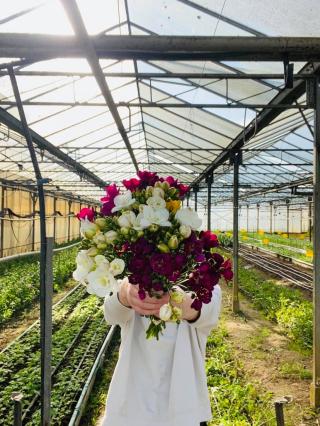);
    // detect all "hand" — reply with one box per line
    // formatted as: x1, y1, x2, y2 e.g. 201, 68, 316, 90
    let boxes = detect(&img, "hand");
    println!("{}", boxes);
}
119, 280, 169, 316
172, 292, 200, 322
